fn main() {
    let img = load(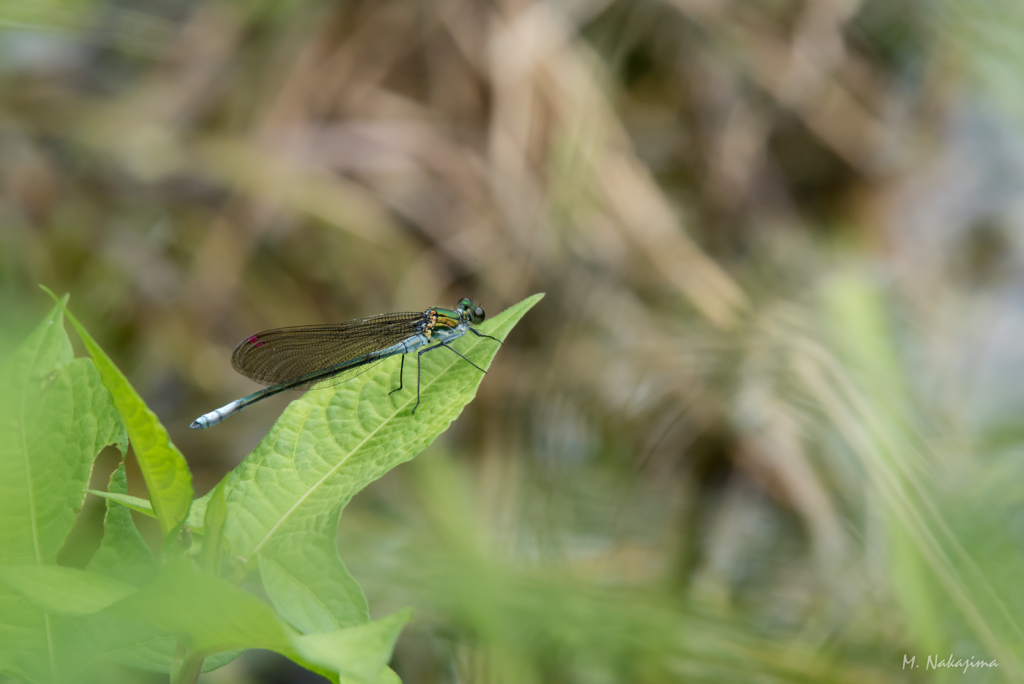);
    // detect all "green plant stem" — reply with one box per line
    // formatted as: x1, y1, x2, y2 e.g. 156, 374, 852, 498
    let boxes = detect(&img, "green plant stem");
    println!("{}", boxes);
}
171, 642, 204, 684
